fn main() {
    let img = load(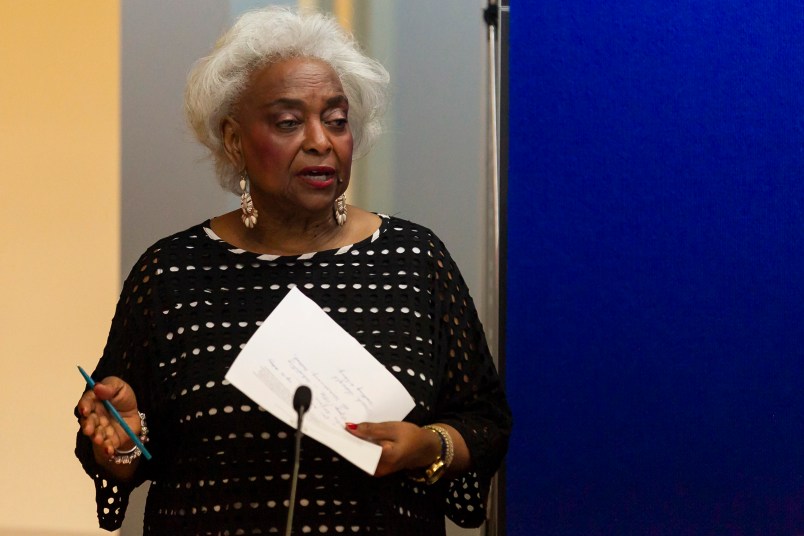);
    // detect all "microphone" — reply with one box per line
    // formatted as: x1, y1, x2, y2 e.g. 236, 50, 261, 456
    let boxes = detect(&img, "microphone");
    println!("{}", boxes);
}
285, 385, 312, 536
293, 385, 312, 414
